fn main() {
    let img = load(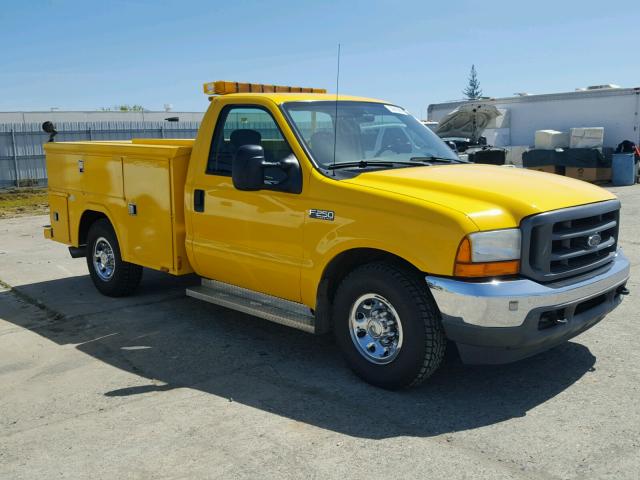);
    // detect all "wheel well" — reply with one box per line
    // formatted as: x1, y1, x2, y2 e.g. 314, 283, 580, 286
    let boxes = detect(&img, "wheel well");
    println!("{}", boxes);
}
314, 248, 421, 333
78, 210, 109, 245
